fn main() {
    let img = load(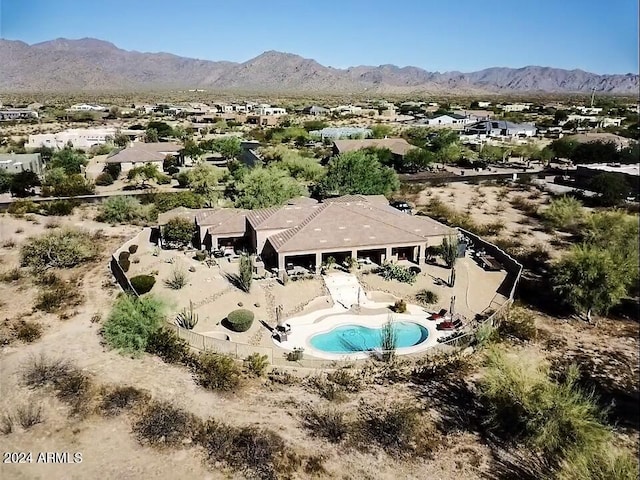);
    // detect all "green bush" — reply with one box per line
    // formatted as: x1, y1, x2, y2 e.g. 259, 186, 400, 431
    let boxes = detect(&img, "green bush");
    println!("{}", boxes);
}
392, 299, 407, 313
119, 251, 131, 272
102, 294, 165, 355
95, 172, 114, 186
8, 199, 40, 216
35, 280, 83, 313
41, 200, 77, 216
155, 173, 172, 185
379, 263, 417, 284
164, 266, 188, 289
96, 196, 155, 224
499, 306, 537, 341
128, 244, 138, 254
21, 229, 98, 270
243, 353, 269, 377
226, 309, 254, 332
130, 275, 156, 295
194, 250, 207, 261
146, 327, 191, 364
194, 352, 241, 391
541, 196, 585, 233
162, 217, 194, 247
